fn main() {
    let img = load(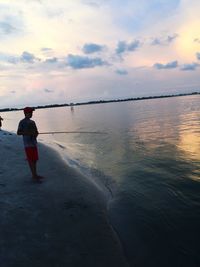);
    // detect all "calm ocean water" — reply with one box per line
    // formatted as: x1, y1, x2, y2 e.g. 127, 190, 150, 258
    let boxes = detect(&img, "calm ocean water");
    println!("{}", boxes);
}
3, 95, 200, 266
